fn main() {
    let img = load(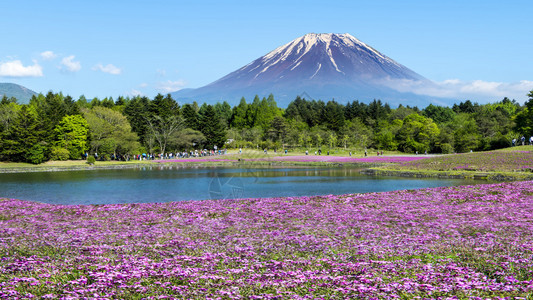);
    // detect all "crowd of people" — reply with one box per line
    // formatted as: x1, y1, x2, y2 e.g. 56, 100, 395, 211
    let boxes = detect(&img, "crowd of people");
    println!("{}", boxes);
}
86, 149, 227, 161
512, 136, 533, 146
133, 149, 227, 160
